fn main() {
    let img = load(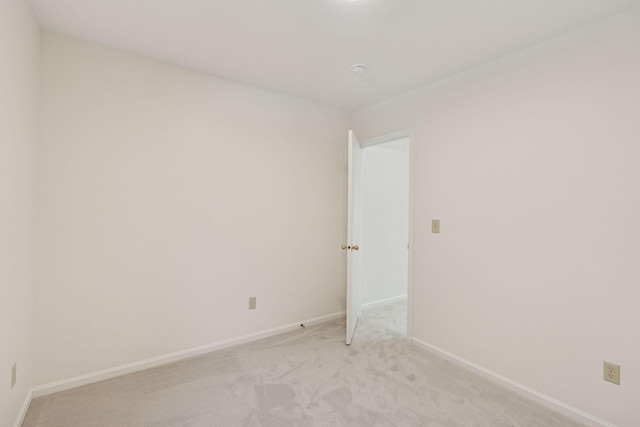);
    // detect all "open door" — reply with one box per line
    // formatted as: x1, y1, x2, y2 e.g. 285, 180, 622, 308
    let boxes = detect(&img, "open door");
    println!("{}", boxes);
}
345, 130, 363, 345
